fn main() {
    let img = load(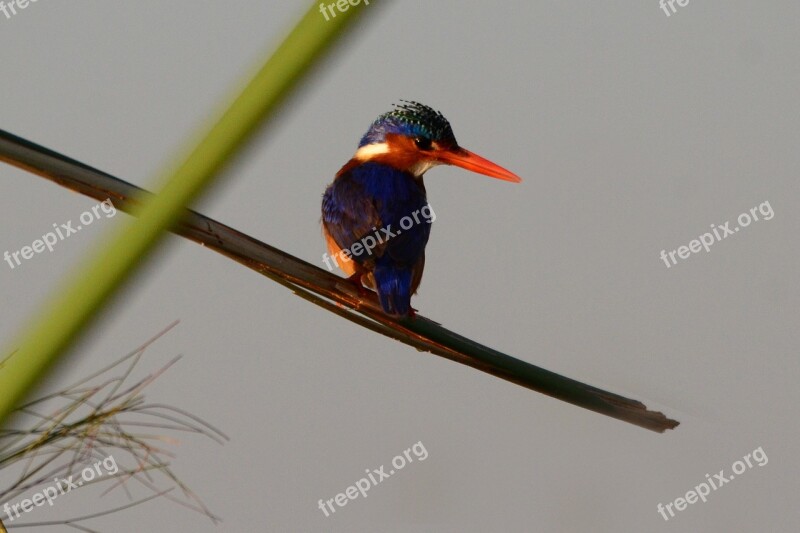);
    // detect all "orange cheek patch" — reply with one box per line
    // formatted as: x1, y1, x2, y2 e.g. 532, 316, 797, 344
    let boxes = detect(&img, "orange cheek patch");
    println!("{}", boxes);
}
373, 134, 423, 171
